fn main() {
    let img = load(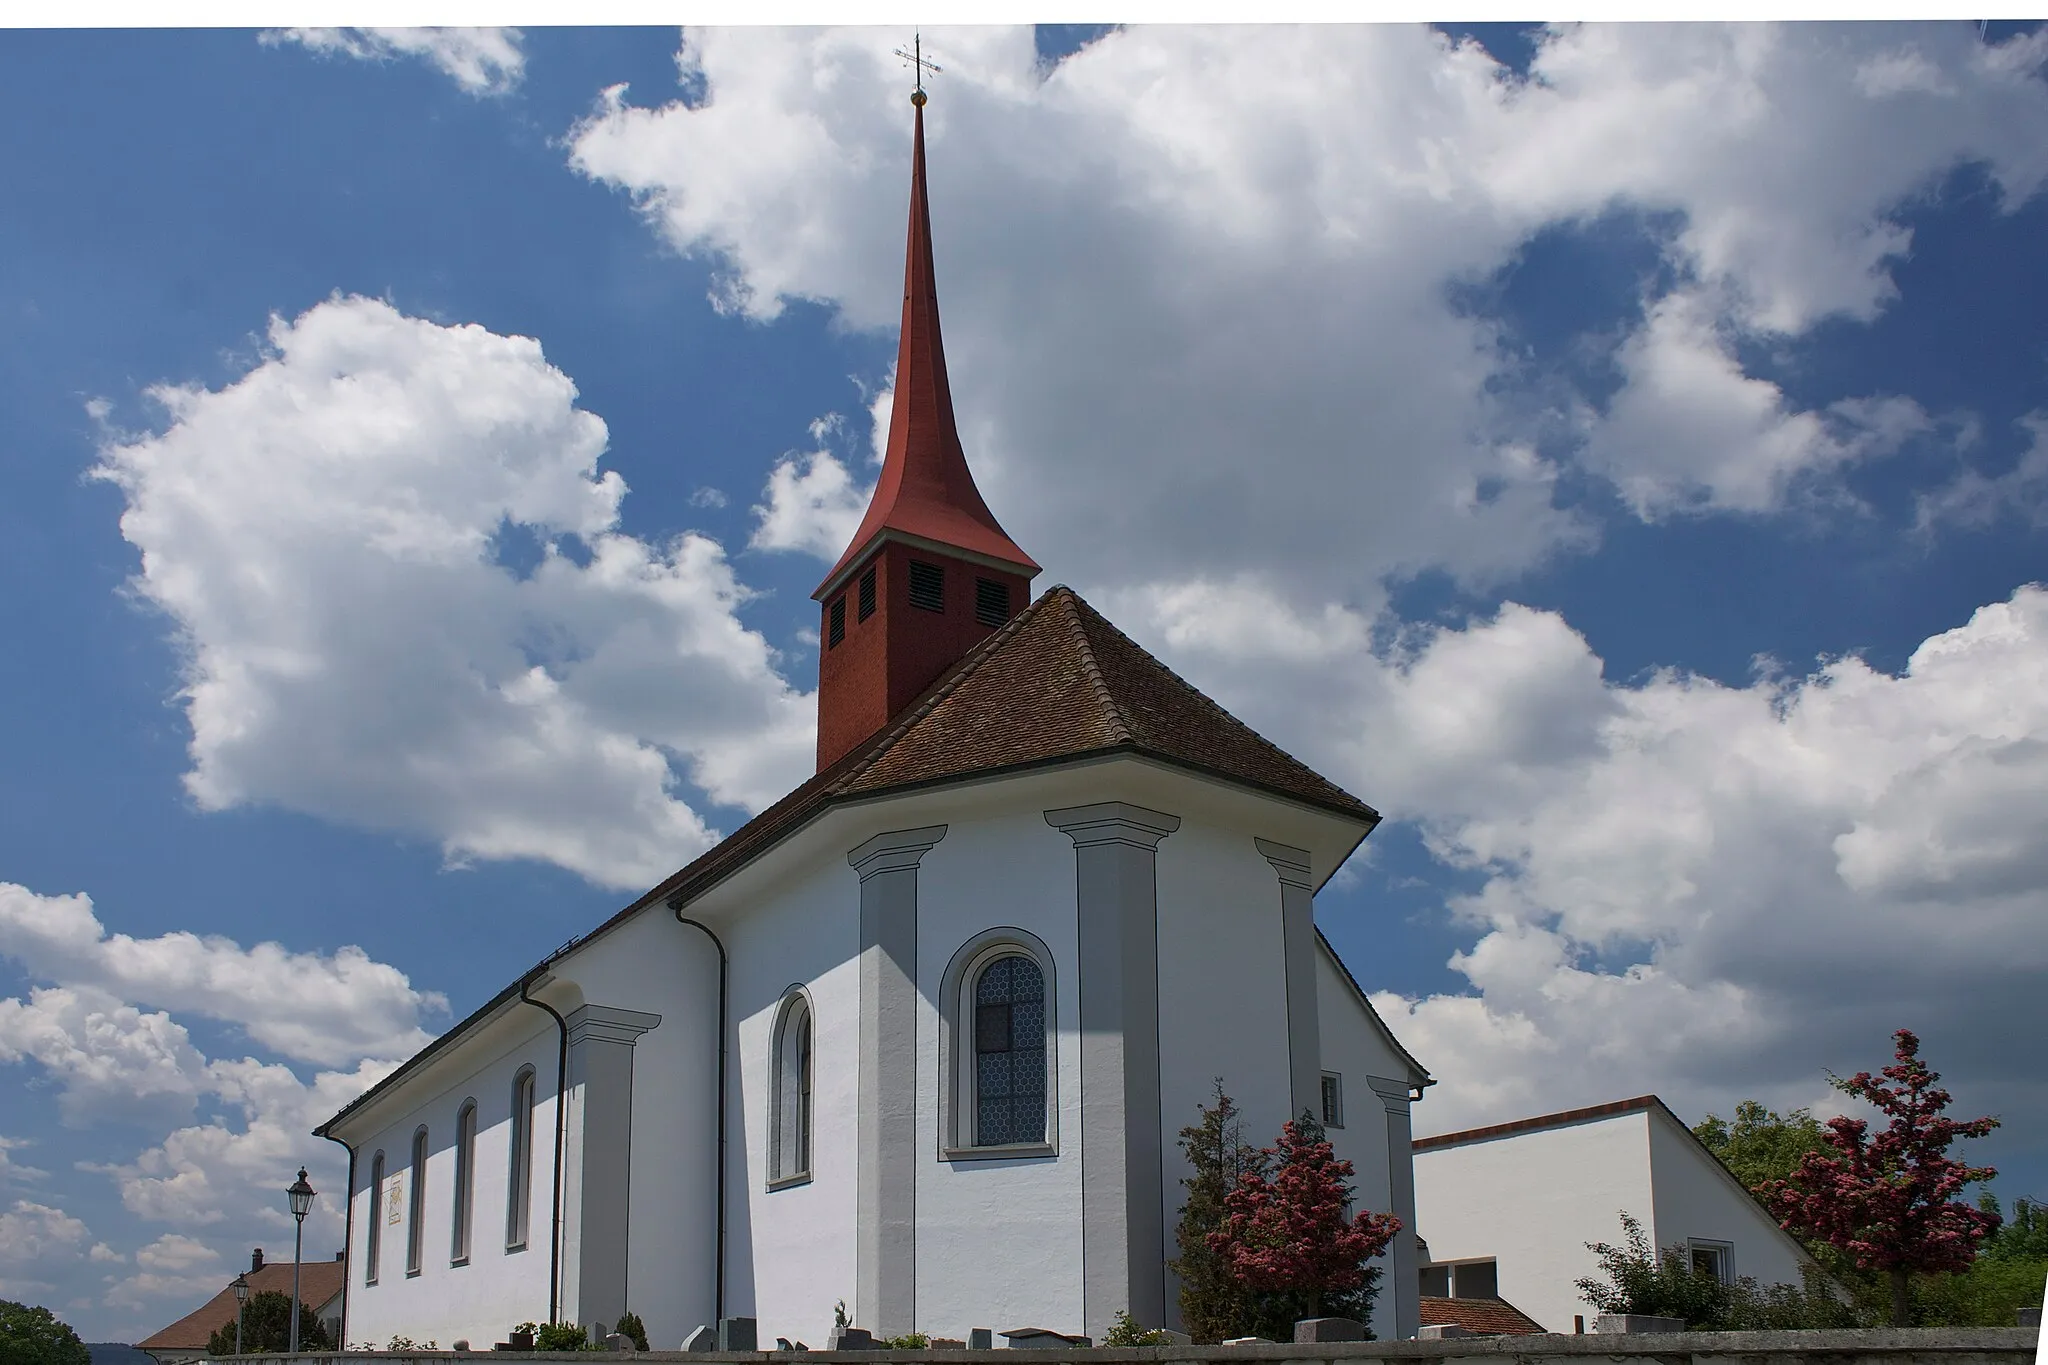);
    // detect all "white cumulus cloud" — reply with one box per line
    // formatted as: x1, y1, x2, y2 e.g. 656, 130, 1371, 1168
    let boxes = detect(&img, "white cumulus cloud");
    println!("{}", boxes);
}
94, 295, 814, 891
262, 27, 526, 95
